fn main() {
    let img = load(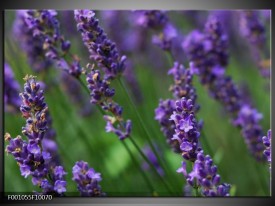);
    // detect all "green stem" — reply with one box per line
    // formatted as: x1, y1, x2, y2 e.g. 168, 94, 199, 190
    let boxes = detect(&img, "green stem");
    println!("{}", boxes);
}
121, 141, 156, 196
129, 137, 174, 195
117, 78, 172, 176
200, 130, 214, 157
